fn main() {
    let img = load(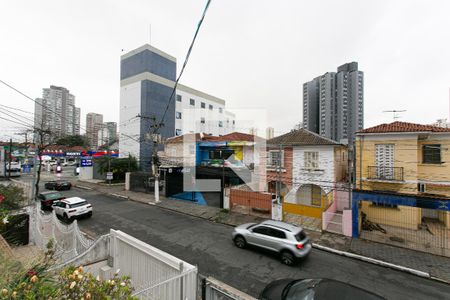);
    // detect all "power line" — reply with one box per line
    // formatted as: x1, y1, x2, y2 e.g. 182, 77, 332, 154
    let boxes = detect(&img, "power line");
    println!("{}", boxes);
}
153, 0, 212, 135
0, 104, 34, 115
0, 79, 87, 134
0, 107, 35, 126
